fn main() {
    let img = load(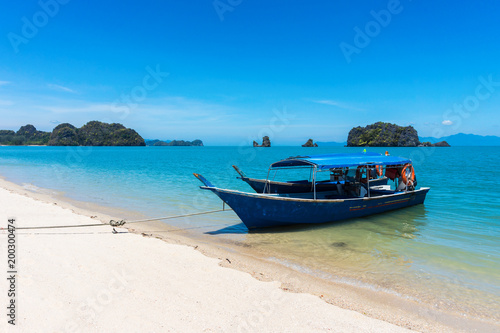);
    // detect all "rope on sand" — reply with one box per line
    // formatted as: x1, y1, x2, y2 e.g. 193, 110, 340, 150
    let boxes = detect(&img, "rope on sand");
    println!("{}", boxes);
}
3, 208, 232, 231
109, 208, 231, 226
